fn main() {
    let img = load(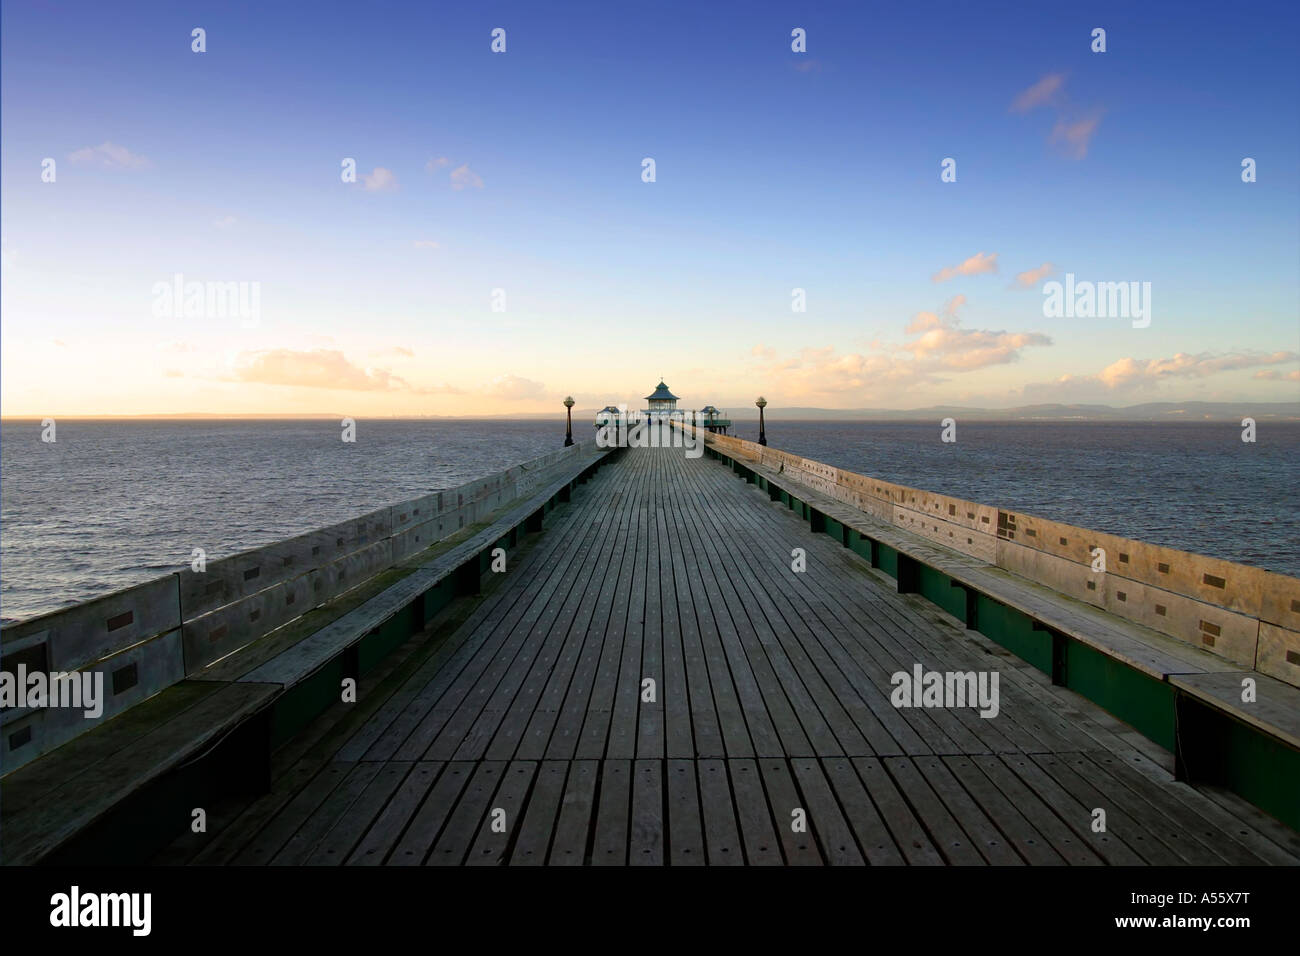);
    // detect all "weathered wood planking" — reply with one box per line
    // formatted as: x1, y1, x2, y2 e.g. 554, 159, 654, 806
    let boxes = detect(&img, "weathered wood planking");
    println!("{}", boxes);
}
164, 447, 1298, 867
